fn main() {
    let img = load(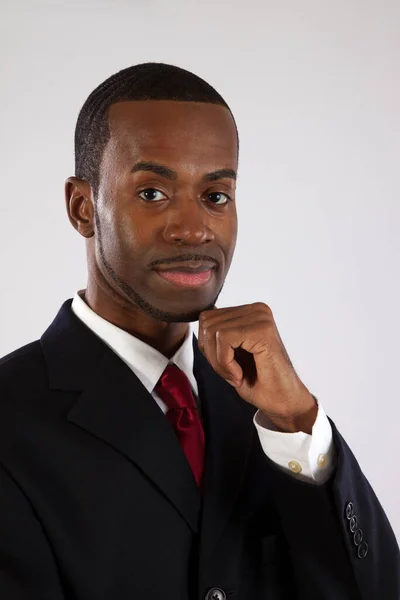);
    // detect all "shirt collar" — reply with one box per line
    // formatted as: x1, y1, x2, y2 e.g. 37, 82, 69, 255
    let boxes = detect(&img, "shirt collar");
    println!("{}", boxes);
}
71, 290, 198, 396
